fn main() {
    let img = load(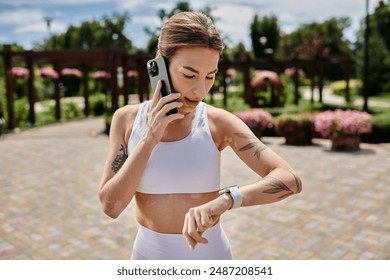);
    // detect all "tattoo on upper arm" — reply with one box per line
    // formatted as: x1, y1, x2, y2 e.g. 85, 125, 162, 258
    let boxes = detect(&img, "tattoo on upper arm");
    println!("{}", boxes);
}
111, 144, 128, 173
234, 133, 268, 160
262, 176, 294, 199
